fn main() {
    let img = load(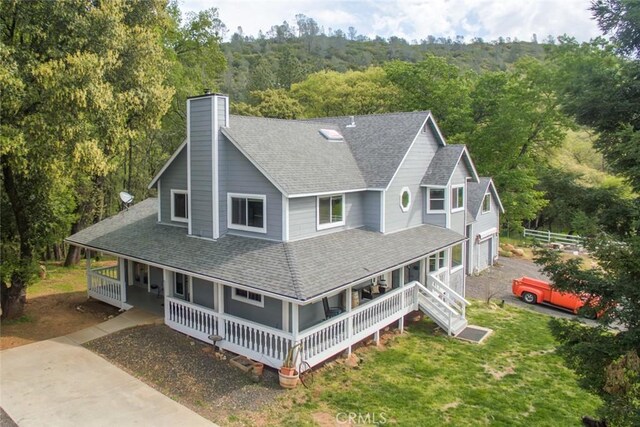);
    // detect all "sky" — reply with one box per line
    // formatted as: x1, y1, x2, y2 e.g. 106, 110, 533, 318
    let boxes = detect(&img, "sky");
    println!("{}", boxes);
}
179, 0, 602, 43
